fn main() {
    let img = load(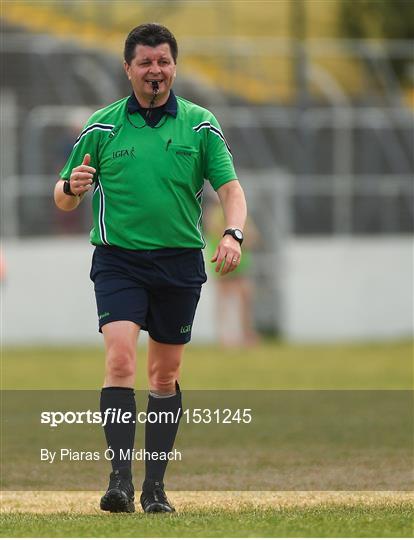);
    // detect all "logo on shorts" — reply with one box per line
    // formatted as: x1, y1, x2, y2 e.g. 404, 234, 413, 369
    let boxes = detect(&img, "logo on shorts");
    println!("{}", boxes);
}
99, 312, 110, 320
112, 146, 136, 159
180, 324, 192, 334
